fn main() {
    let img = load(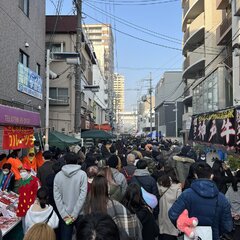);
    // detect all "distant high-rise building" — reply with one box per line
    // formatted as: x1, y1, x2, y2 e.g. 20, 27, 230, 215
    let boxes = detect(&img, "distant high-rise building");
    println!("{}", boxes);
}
113, 73, 125, 113
83, 24, 114, 111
